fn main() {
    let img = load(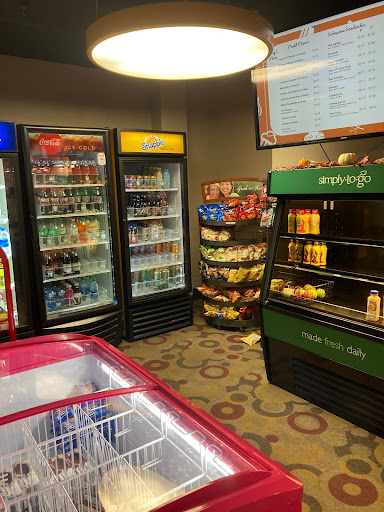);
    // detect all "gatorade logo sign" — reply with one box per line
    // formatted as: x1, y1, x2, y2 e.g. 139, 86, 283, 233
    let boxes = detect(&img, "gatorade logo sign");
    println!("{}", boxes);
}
38, 134, 63, 155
